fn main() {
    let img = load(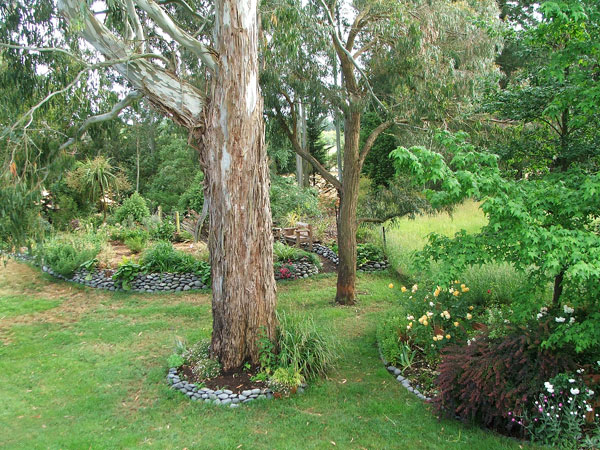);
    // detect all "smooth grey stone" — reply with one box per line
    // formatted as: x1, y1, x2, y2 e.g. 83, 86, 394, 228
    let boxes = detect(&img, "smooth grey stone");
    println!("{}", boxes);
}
238, 395, 247, 401
218, 393, 229, 400
202, 394, 208, 399
204, 398, 211, 403
194, 281, 202, 287
251, 388, 261, 395
223, 389, 233, 395
214, 399, 221, 405
209, 394, 217, 400
393, 368, 402, 376
183, 285, 190, 291
229, 393, 237, 398
242, 399, 253, 403
387, 366, 396, 372
407, 386, 414, 393
191, 396, 199, 401
249, 394, 258, 398
186, 392, 194, 397
215, 390, 223, 395
258, 394, 266, 399
232, 398, 240, 404
414, 389, 421, 396
401, 380, 410, 387
221, 398, 232, 405
230, 403, 239, 408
